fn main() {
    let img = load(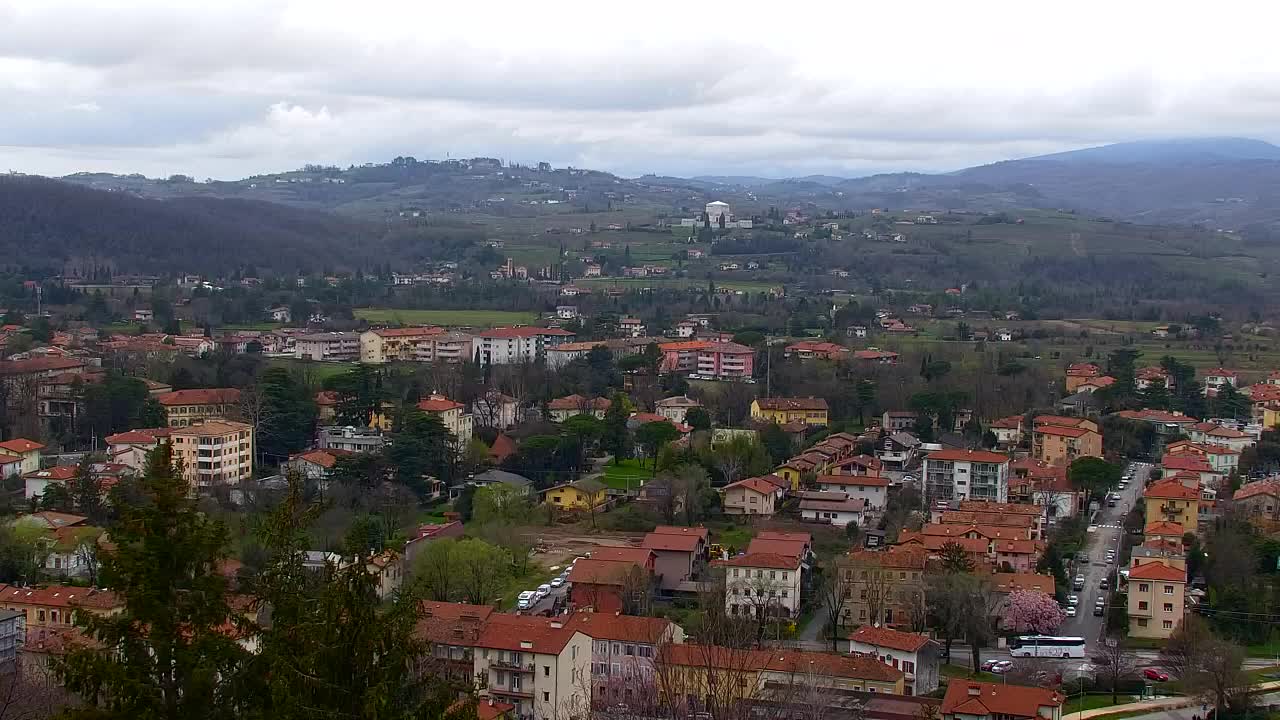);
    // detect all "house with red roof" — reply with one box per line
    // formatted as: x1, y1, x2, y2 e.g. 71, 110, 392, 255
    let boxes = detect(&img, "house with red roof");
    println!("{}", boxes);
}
155, 388, 241, 427
570, 612, 684, 707
941, 679, 1064, 720
718, 552, 803, 618
1144, 479, 1202, 533
283, 448, 354, 482
568, 559, 650, 614
848, 625, 940, 694
1064, 362, 1102, 393
1127, 560, 1187, 640
472, 613, 591, 718
416, 394, 474, 447
720, 476, 780, 516
656, 340, 754, 379
784, 340, 850, 361
989, 415, 1025, 447
547, 394, 611, 422
1232, 479, 1280, 522
1188, 422, 1254, 453
642, 527, 708, 591
0, 438, 45, 475
1165, 439, 1240, 473
815, 472, 889, 510
1201, 367, 1239, 396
